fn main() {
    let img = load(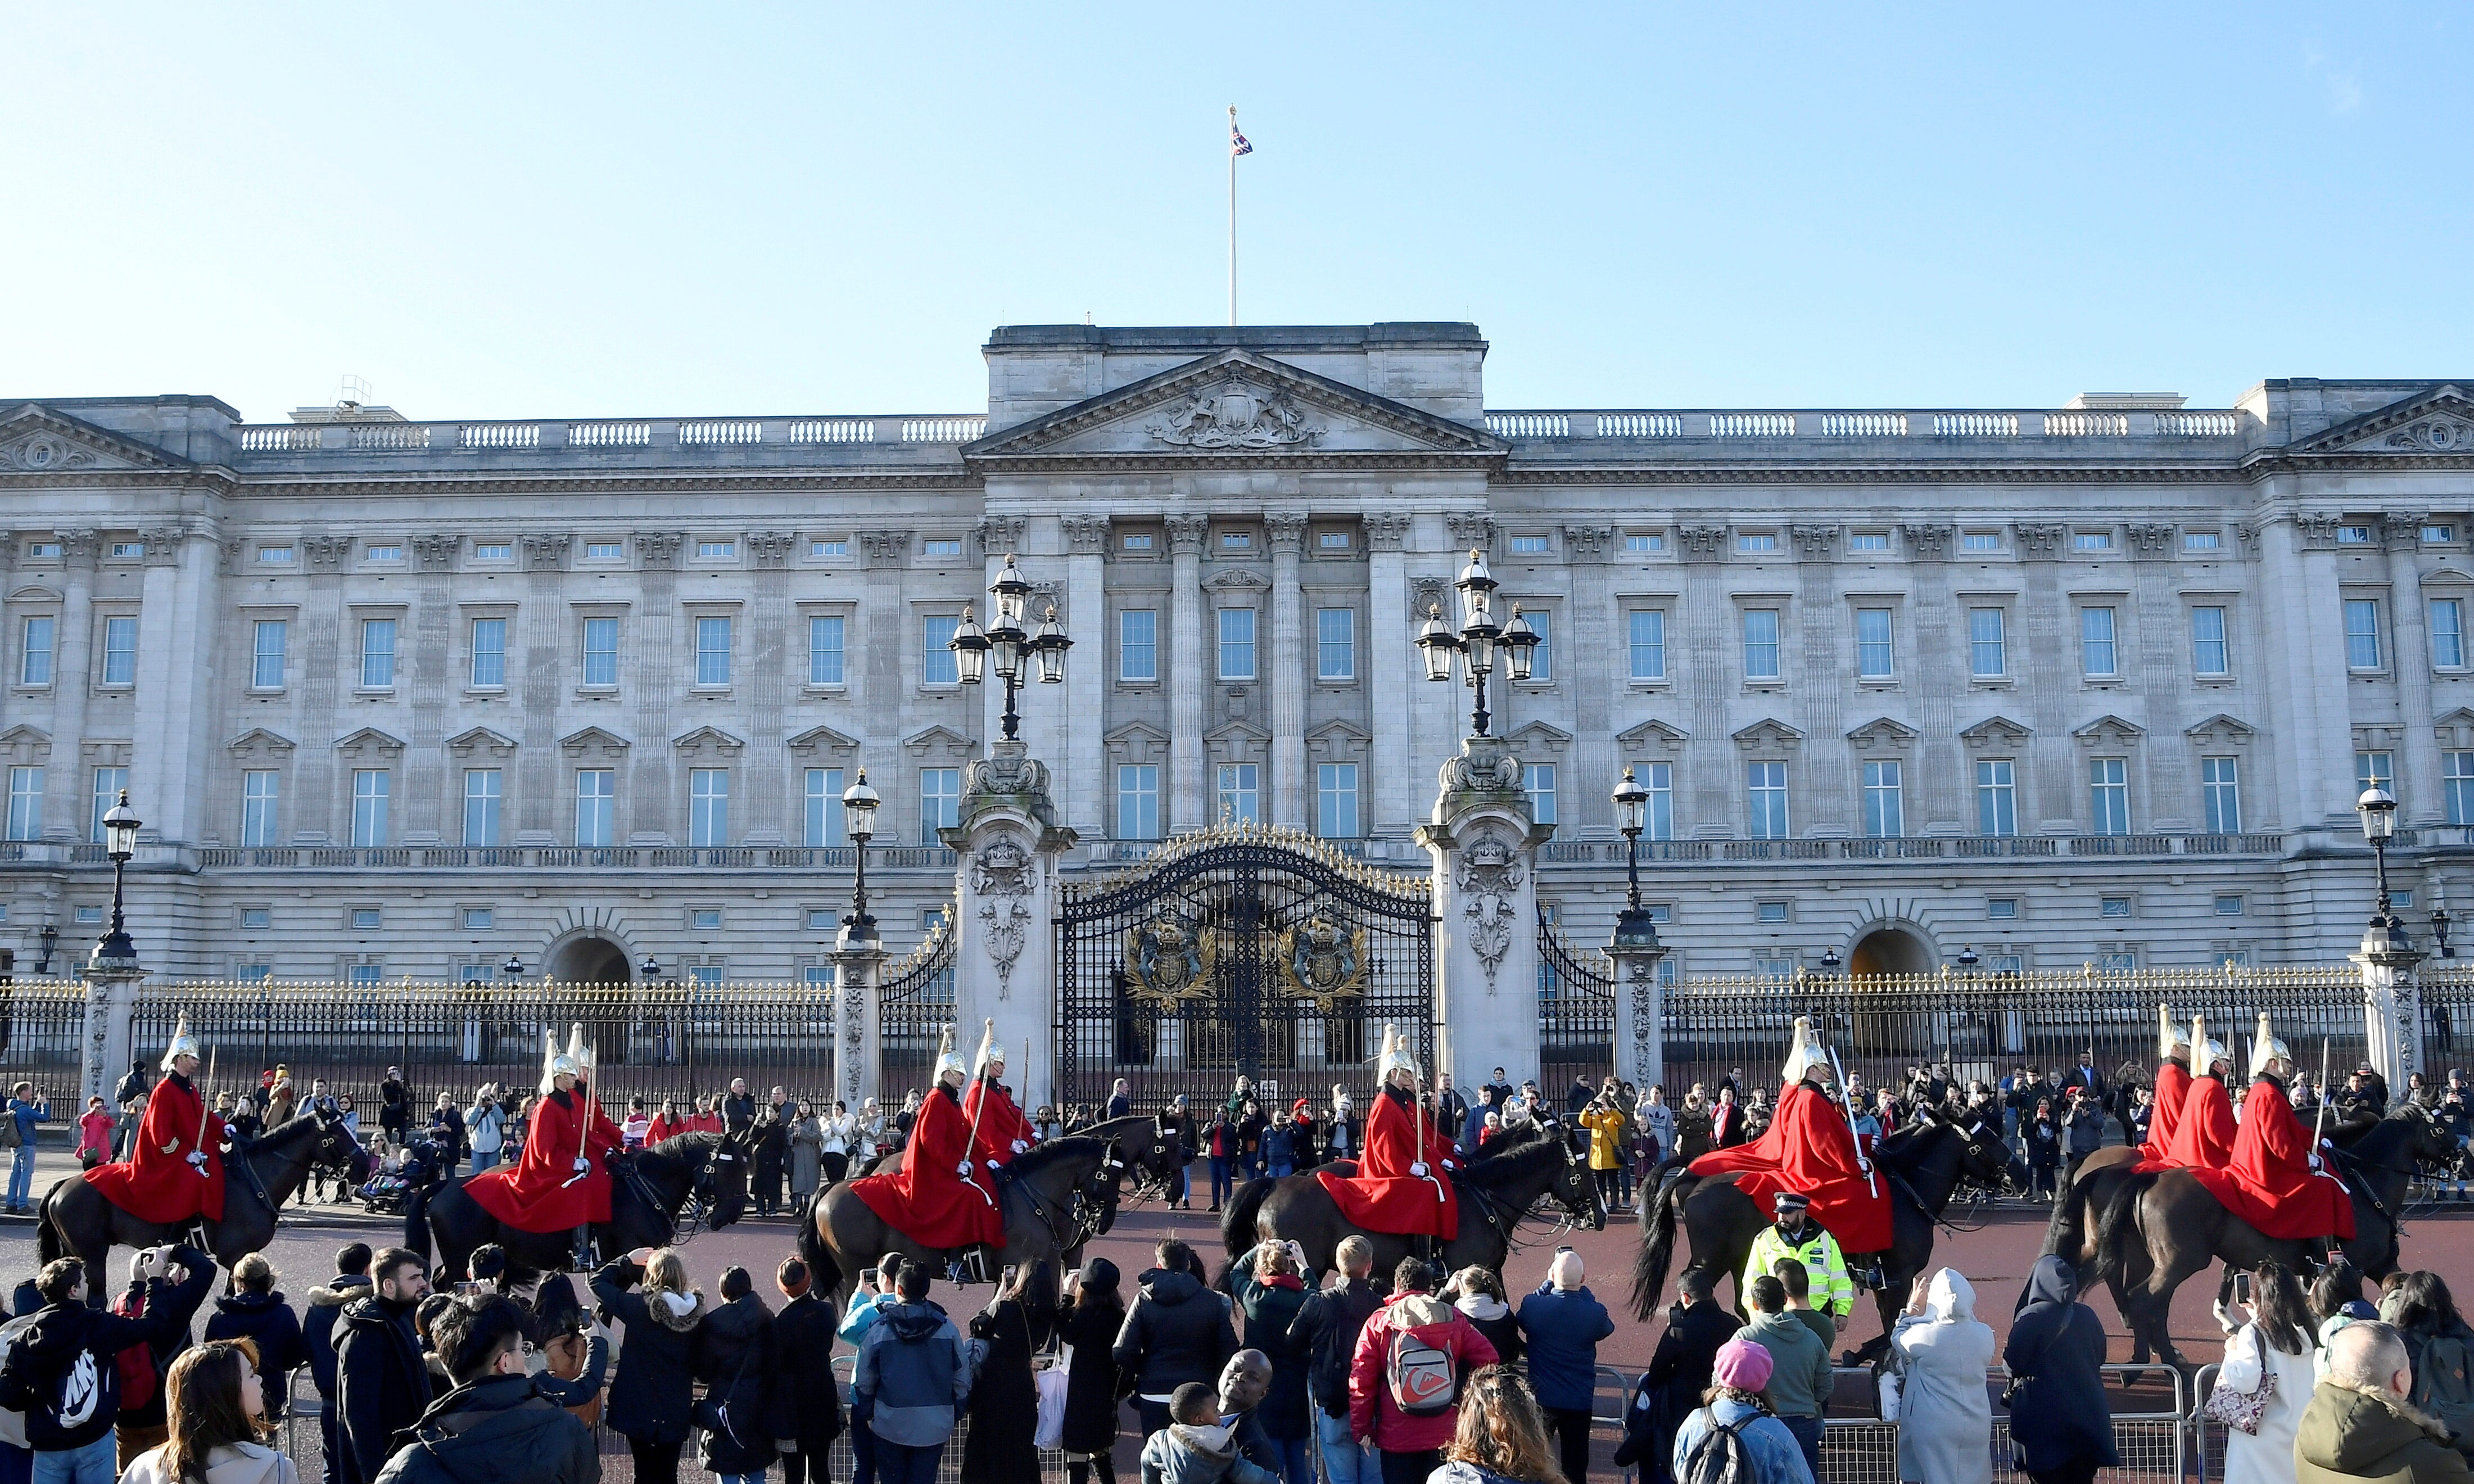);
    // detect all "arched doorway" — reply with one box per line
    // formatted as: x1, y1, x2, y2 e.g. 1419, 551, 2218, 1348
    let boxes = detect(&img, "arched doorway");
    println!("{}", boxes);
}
548, 935, 636, 1068
1848, 927, 1934, 1069
1848, 928, 1932, 979
550, 936, 633, 984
